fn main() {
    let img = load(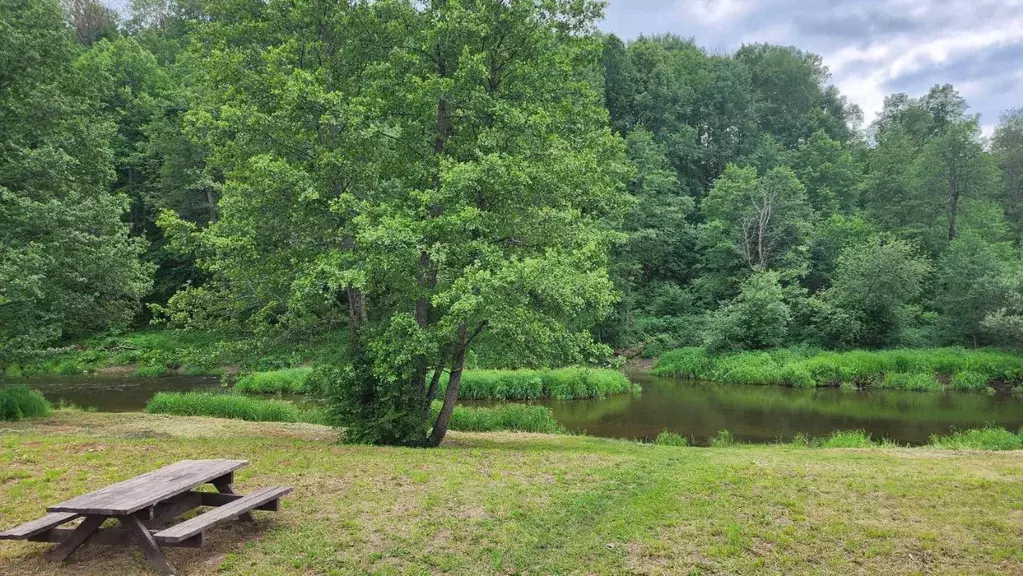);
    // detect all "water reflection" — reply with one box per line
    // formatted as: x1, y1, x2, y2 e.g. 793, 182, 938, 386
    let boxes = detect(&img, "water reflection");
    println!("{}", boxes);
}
534, 372, 1023, 445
